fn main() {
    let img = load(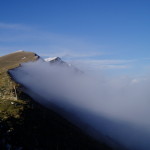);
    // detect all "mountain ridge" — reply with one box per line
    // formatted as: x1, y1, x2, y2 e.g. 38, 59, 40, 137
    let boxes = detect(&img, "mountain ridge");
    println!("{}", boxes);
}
0, 51, 113, 150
